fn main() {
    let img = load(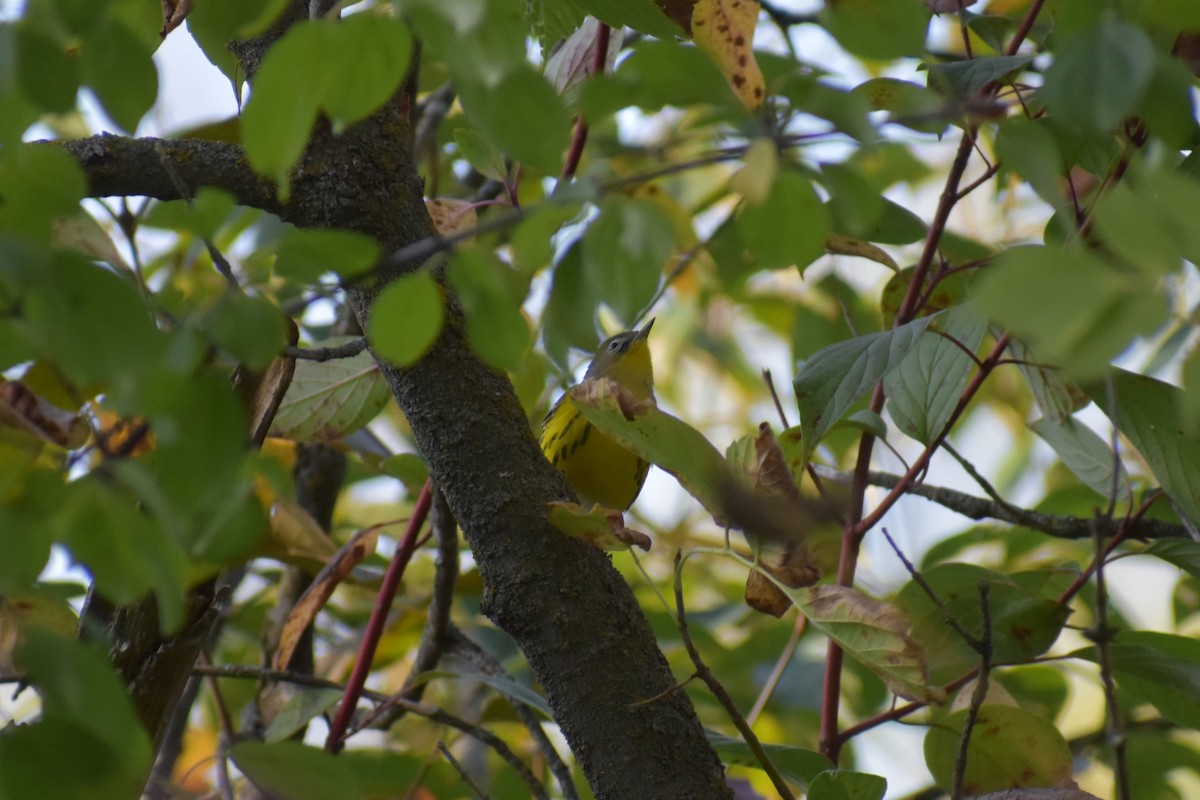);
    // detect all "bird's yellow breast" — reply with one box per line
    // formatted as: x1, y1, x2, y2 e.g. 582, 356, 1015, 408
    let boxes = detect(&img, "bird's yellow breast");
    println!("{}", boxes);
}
540, 396, 650, 510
